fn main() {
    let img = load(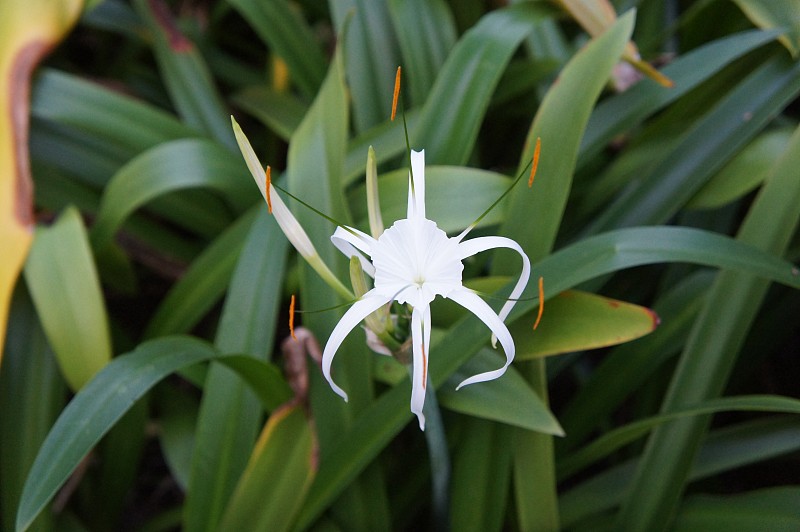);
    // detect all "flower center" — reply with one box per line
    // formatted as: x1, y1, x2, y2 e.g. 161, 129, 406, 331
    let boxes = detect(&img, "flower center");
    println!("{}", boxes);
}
371, 218, 463, 307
